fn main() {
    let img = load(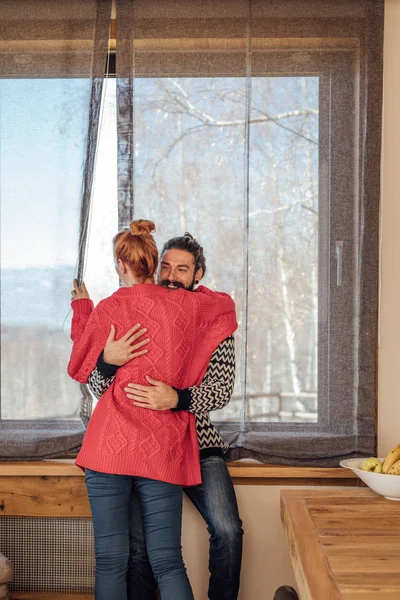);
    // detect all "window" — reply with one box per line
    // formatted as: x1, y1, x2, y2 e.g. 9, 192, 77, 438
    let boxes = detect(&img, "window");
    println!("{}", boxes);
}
118, 73, 320, 426
1, 78, 94, 420
1, 0, 383, 464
